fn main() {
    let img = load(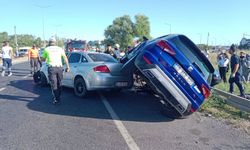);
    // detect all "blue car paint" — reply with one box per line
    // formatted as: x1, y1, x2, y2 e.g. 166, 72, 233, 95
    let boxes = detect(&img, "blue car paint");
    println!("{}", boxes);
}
135, 35, 213, 112
142, 52, 200, 110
